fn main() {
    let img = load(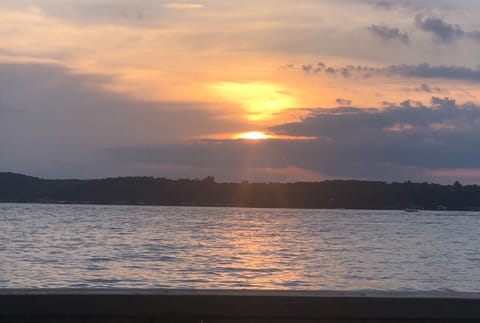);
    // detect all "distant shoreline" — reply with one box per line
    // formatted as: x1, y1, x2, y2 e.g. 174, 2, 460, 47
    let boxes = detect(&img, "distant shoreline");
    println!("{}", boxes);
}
2, 172, 480, 211
2, 201, 480, 213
